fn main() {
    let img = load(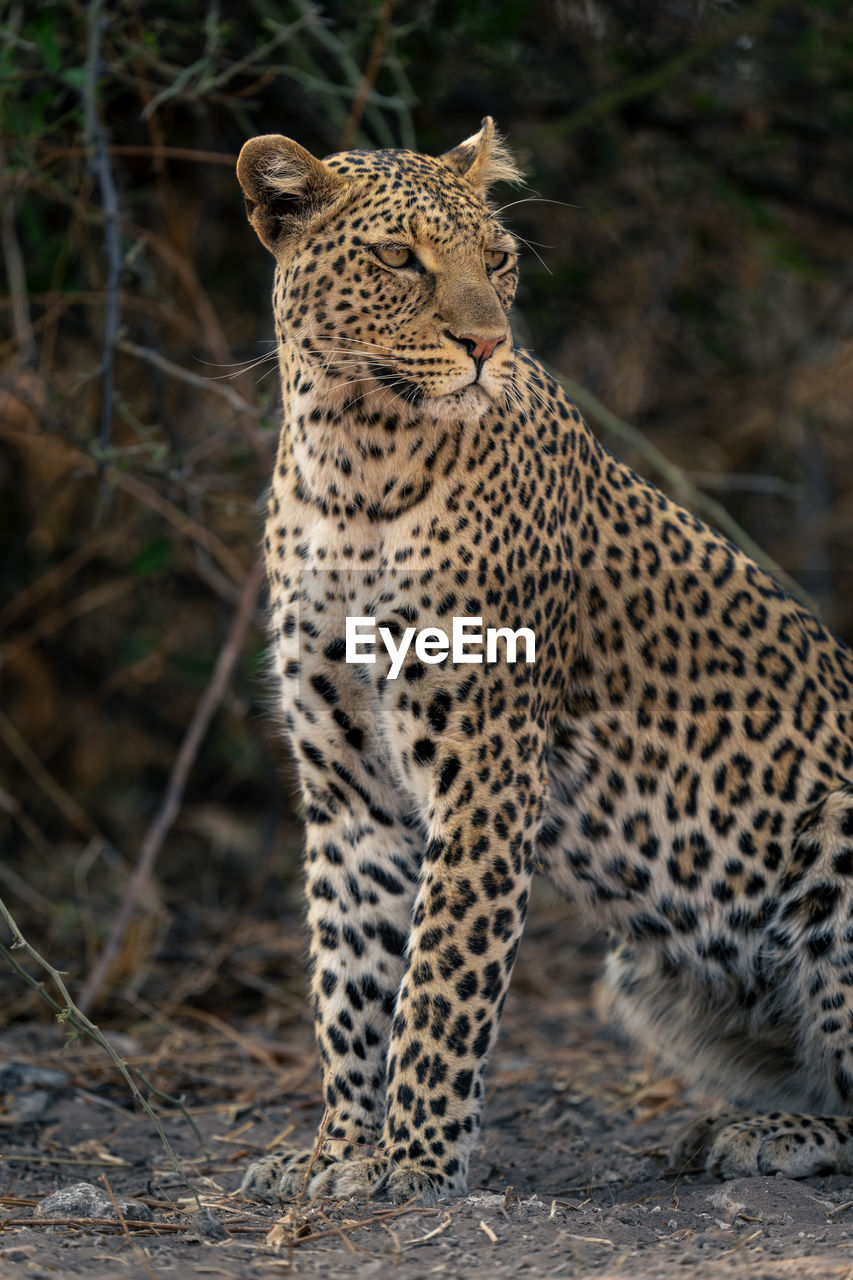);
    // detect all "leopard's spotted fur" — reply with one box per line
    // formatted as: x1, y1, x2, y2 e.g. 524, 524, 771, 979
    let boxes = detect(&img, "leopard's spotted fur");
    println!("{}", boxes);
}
235, 119, 853, 1203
